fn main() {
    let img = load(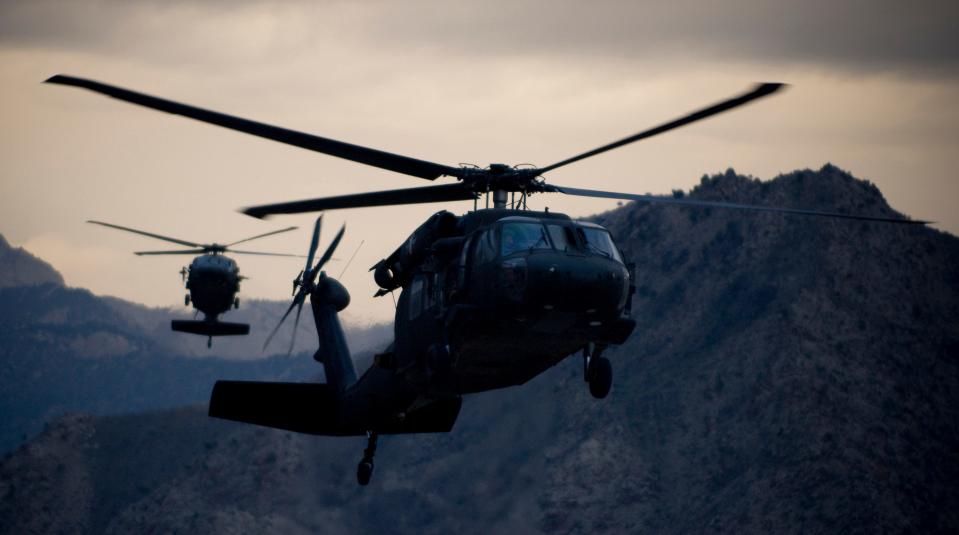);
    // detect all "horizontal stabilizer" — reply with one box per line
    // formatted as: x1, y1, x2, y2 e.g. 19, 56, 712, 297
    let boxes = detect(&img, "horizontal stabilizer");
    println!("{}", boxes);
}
171, 320, 249, 336
209, 381, 340, 434
208, 380, 462, 436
